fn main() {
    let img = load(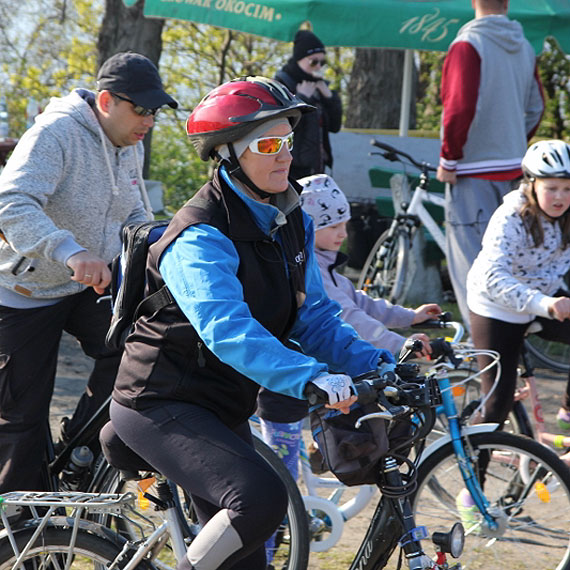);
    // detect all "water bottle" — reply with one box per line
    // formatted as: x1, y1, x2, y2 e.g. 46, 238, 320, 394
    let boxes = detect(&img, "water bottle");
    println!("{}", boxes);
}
60, 445, 94, 491
0, 97, 8, 140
